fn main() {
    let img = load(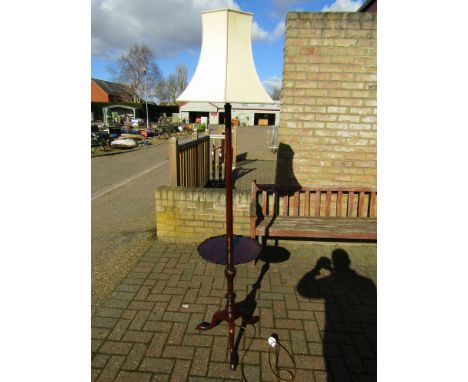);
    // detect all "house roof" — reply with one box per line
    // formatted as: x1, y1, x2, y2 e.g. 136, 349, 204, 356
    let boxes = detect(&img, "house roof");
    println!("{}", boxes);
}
357, 0, 377, 12
92, 78, 132, 96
